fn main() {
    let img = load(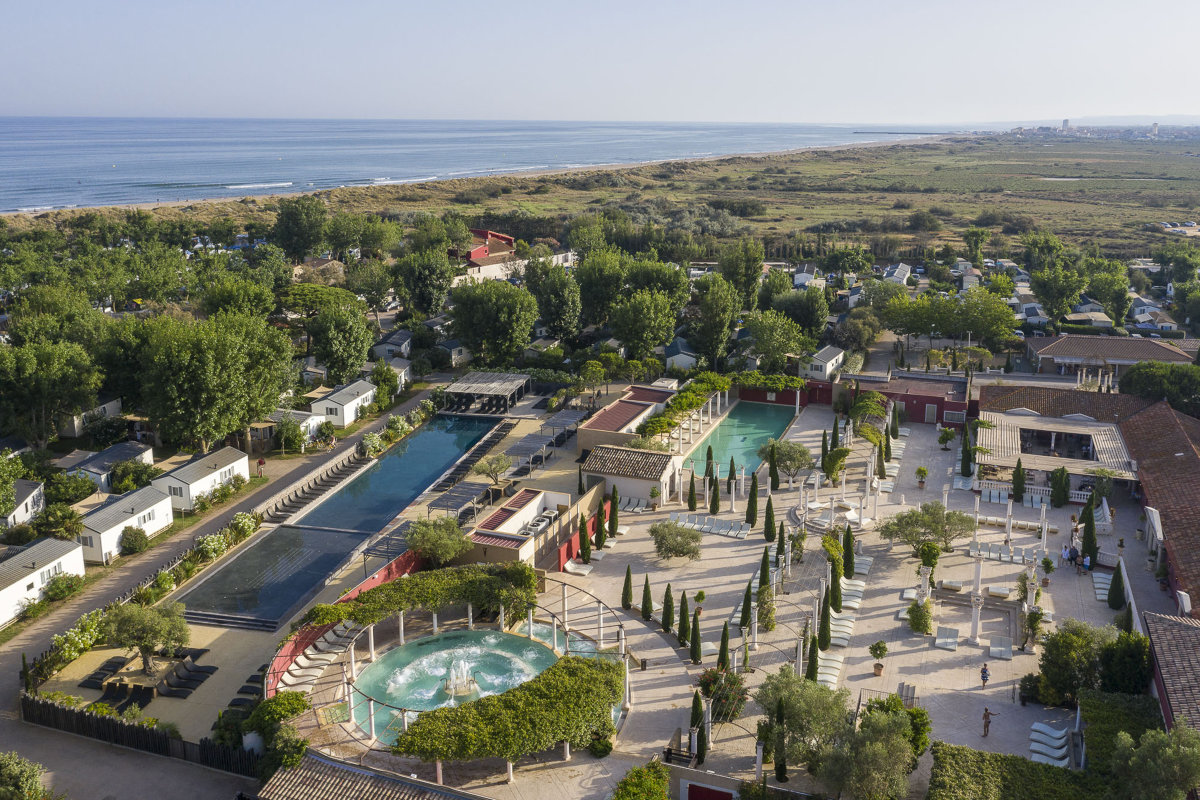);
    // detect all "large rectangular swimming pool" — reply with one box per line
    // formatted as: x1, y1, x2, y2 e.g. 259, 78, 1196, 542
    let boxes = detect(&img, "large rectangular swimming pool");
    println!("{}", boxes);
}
689, 401, 795, 475
298, 415, 496, 533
